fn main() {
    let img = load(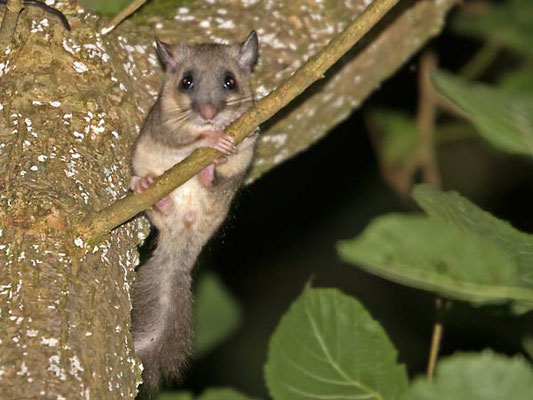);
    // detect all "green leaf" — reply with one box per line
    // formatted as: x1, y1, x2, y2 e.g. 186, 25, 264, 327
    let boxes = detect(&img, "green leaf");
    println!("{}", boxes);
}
339, 185, 533, 308
366, 110, 419, 195
157, 393, 194, 400
338, 214, 531, 306
368, 110, 419, 168
193, 272, 242, 357
134, 0, 195, 21
432, 70, 533, 156
523, 336, 533, 360
198, 388, 258, 400
157, 389, 257, 400
80, 0, 132, 16
265, 288, 408, 400
81, 0, 195, 19
499, 64, 533, 94
403, 351, 533, 400
451, 0, 533, 58
413, 185, 533, 286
